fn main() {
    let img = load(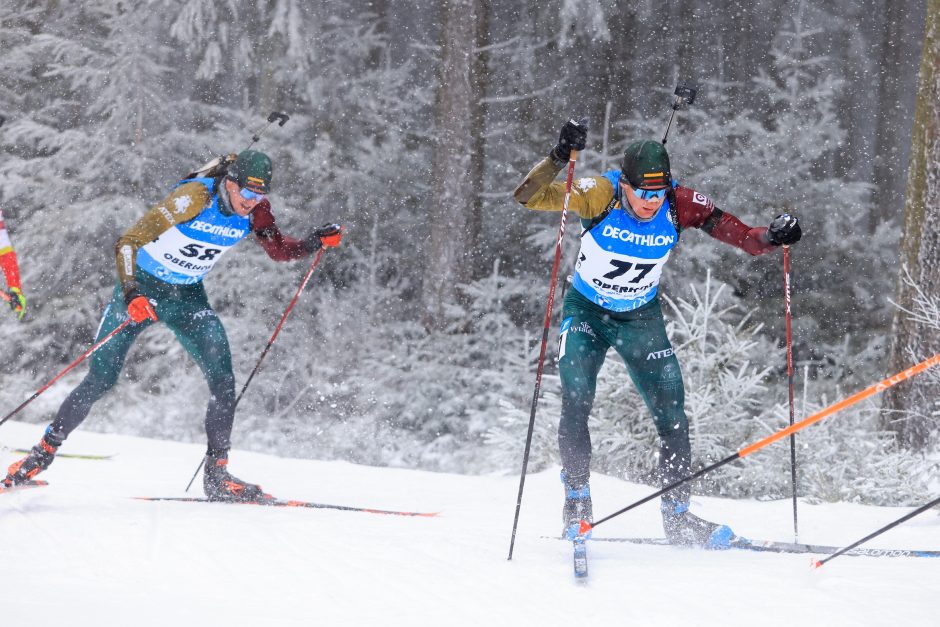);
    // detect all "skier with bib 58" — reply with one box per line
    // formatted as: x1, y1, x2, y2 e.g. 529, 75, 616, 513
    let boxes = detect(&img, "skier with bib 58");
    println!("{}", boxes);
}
514, 119, 801, 547
4, 150, 343, 500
